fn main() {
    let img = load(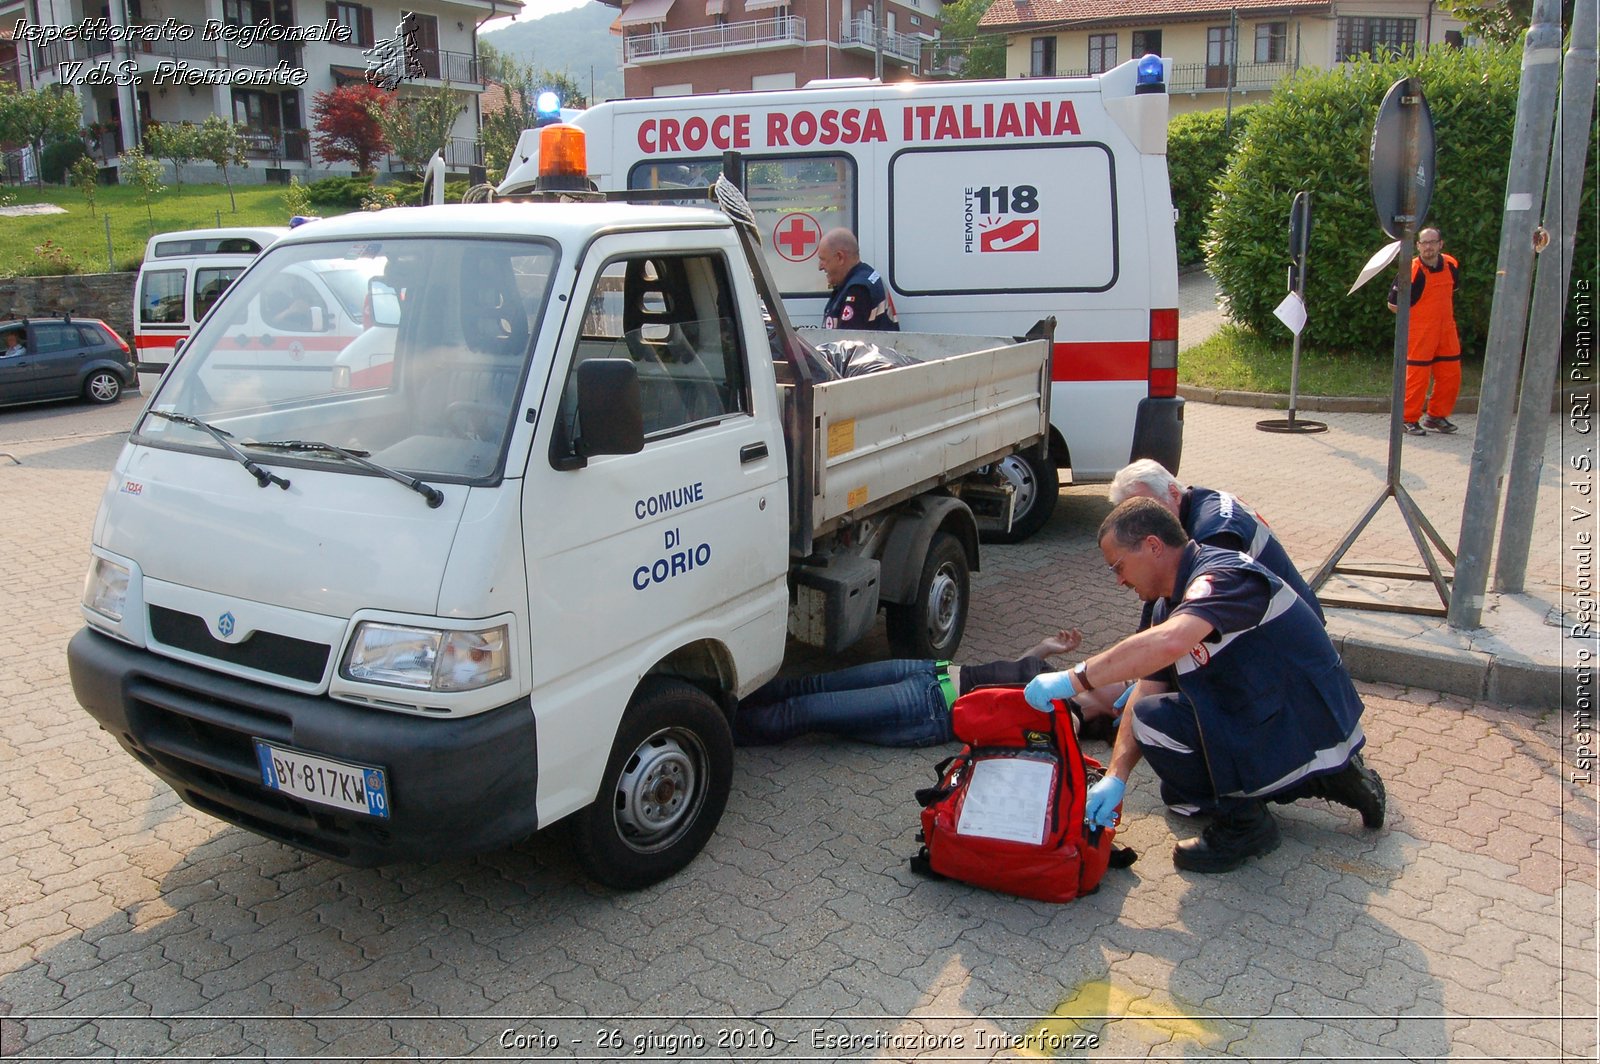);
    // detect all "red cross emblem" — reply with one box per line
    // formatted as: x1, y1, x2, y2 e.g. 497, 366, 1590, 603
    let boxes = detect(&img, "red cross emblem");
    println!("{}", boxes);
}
773, 213, 821, 262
